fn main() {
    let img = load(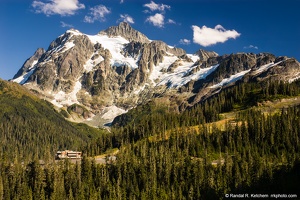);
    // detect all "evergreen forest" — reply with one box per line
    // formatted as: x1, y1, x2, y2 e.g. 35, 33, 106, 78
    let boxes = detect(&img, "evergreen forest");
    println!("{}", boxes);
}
1, 79, 300, 199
